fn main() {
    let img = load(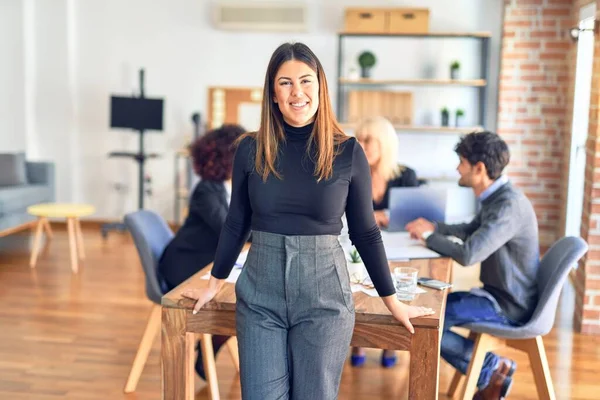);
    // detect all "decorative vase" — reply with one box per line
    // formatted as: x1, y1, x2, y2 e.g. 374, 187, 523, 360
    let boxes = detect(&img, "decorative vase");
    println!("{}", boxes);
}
441, 113, 449, 127
360, 67, 372, 79
347, 261, 367, 284
450, 68, 460, 80
348, 67, 360, 81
